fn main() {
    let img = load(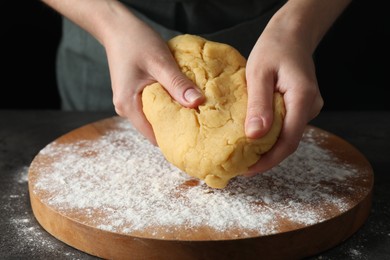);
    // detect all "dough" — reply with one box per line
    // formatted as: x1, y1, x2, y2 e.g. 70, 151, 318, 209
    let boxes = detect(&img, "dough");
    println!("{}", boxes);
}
142, 34, 285, 189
